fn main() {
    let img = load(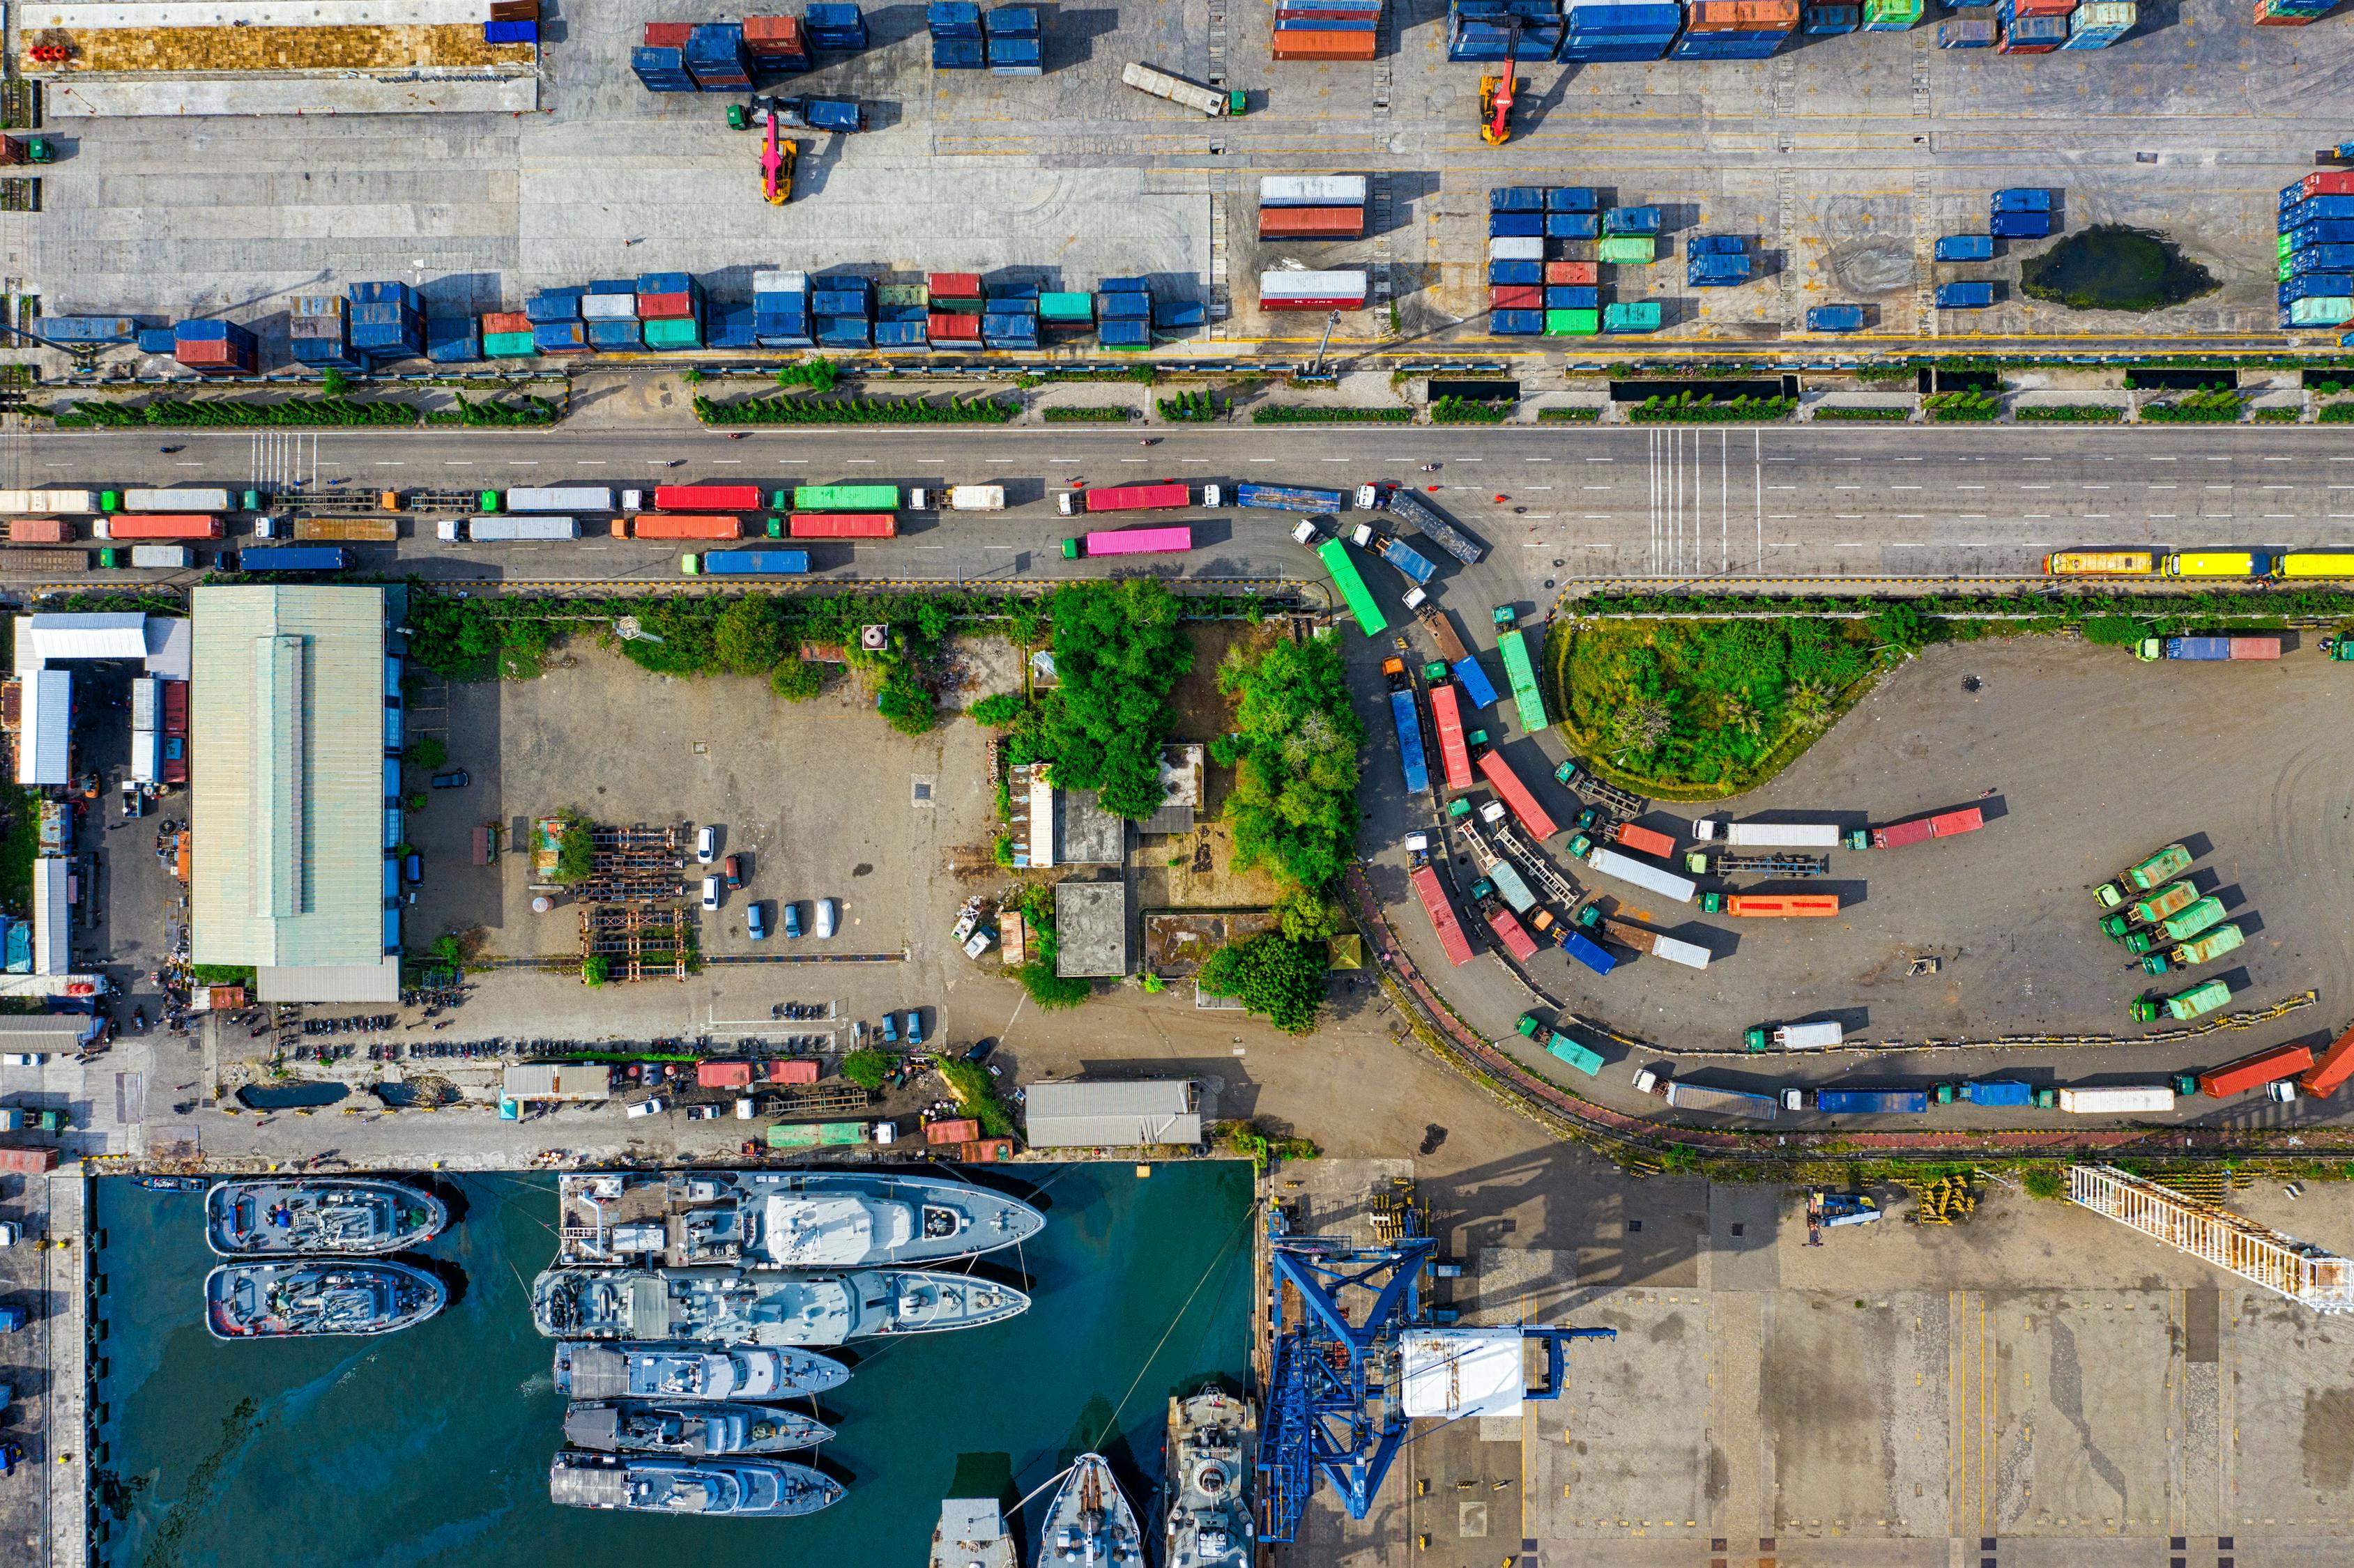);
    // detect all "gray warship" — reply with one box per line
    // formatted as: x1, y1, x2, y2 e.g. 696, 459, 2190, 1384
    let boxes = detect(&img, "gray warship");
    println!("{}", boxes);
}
1039, 1453, 1144, 1568
204, 1260, 445, 1339
554, 1170, 1045, 1268
563, 1401, 832, 1456
531, 1265, 1030, 1345
552, 1341, 850, 1401
205, 1177, 448, 1256
1163, 1390, 1255, 1568
928, 1497, 1019, 1568
547, 1450, 844, 1518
